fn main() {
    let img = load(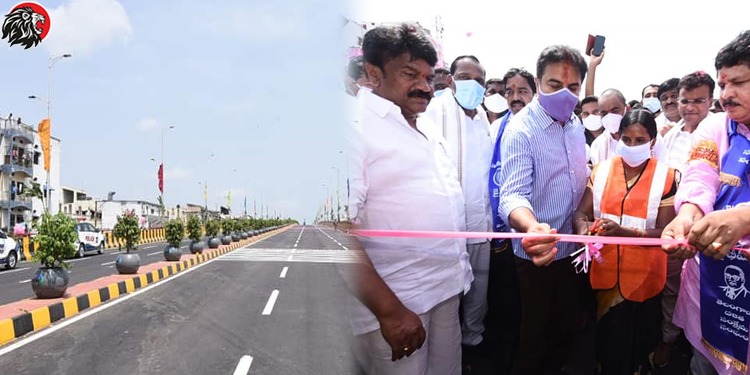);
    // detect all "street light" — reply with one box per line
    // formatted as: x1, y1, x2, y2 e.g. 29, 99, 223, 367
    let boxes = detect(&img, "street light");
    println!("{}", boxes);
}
331, 166, 341, 223
159, 125, 175, 217
28, 53, 72, 213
